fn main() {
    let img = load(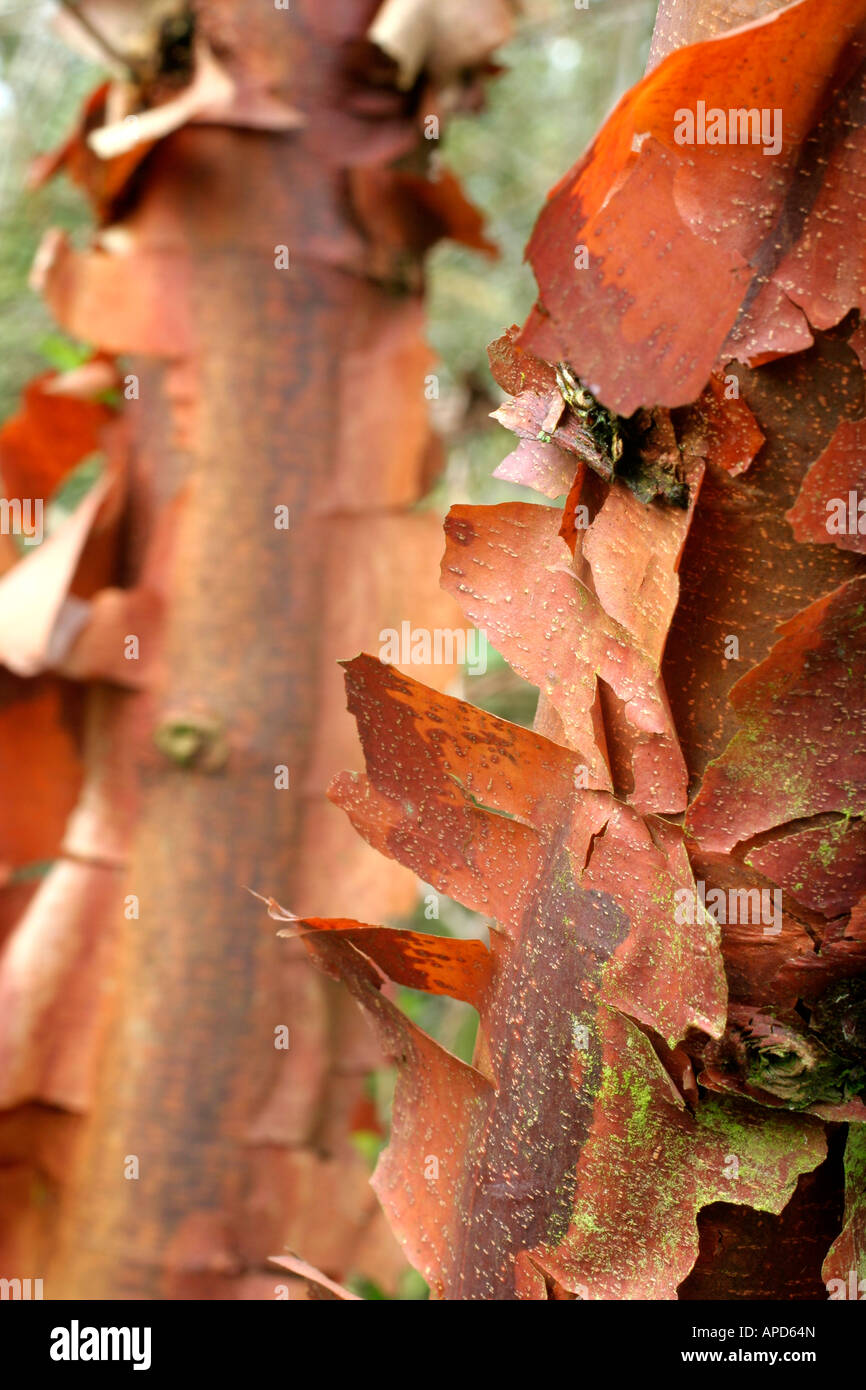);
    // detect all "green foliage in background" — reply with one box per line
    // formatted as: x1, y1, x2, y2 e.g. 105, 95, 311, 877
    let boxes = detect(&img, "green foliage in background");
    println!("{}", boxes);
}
427, 0, 655, 505
0, 11, 95, 419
